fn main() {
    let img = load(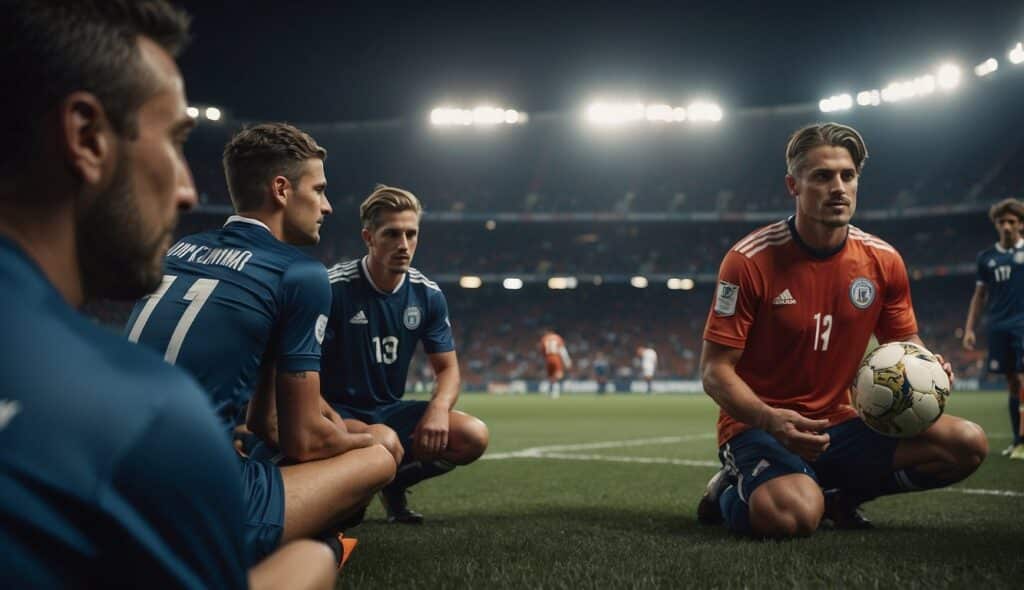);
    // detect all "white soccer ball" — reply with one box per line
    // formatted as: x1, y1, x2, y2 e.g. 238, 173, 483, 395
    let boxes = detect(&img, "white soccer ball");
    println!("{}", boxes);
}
851, 342, 950, 438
